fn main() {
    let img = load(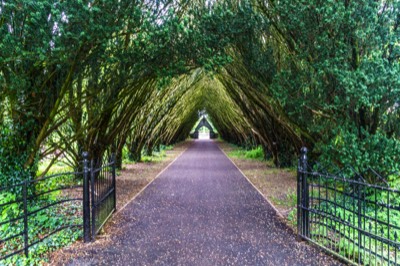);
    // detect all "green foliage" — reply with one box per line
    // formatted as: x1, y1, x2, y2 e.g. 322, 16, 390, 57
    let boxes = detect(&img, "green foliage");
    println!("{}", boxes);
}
141, 150, 167, 163
122, 143, 172, 163
1, 226, 81, 265
121, 146, 133, 165
287, 208, 297, 227
37, 160, 73, 177
264, 0, 400, 172
0, 123, 34, 189
243, 146, 264, 160
160, 145, 174, 151
0, 190, 82, 265
0, 0, 399, 261
0, 0, 398, 183
316, 127, 400, 179
228, 145, 265, 161
0, 192, 19, 225
1, 166, 82, 264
